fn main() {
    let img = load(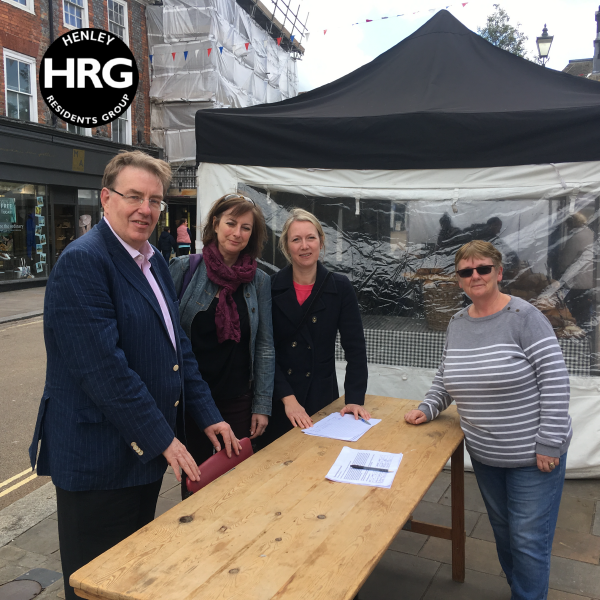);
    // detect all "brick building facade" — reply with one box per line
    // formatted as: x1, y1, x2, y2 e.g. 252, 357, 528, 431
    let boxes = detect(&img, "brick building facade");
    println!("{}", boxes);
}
0, 0, 160, 289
